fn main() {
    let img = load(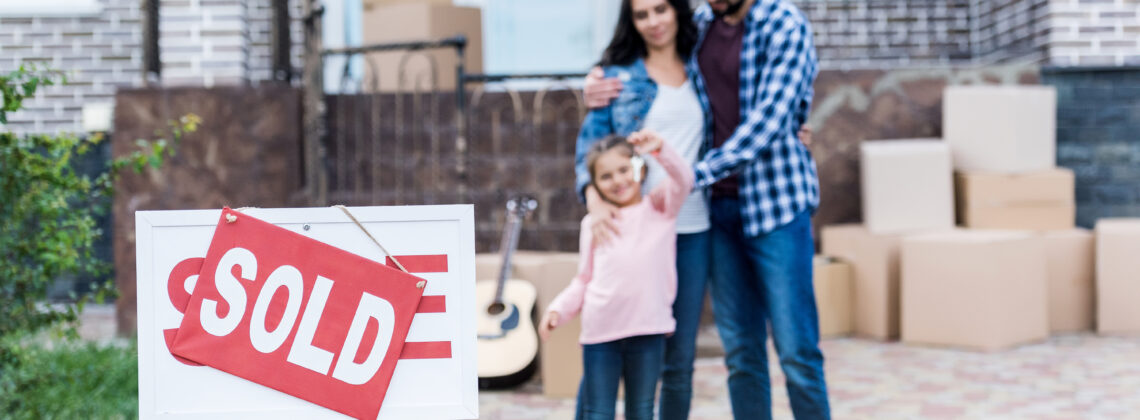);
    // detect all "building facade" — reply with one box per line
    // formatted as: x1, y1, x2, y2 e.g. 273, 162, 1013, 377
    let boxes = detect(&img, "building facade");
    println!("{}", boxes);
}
1, 0, 1137, 135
